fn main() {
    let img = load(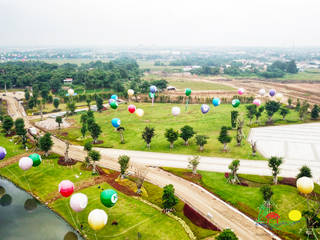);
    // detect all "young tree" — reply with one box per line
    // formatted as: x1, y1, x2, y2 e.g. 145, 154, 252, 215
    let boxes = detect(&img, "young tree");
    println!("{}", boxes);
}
268, 156, 283, 184
216, 229, 238, 240
25, 89, 30, 101
67, 101, 76, 115
86, 99, 91, 111
89, 150, 101, 174
2, 115, 13, 135
236, 118, 244, 146
162, 184, 178, 212
118, 155, 130, 179
297, 165, 312, 179
295, 99, 301, 112
53, 98, 60, 110
180, 125, 195, 145
311, 105, 320, 120
164, 128, 179, 149
132, 163, 149, 194
39, 133, 53, 157
218, 126, 231, 151
251, 141, 257, 156
84, 141, 93, 156
288, 98, 292, 108
142, 126, 155, 149
15, 118, 27, 148
56, 116, 62, 129
96, 97, 103, 112
255, 106, 265, 123
195, 135, 209, 151
228, 160, 240, 184
80, 113, 88, 125
89, 122, 102, 144
260, 185, 273, 210
279, 107, 289, 120
117, 127, 125, 144
299, 101, 310, 120
81, 124, 87, 138
265, 101, 280, 122
231, 111, 238, 129
188, 156, 200, 175
246, 104, 257, 124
